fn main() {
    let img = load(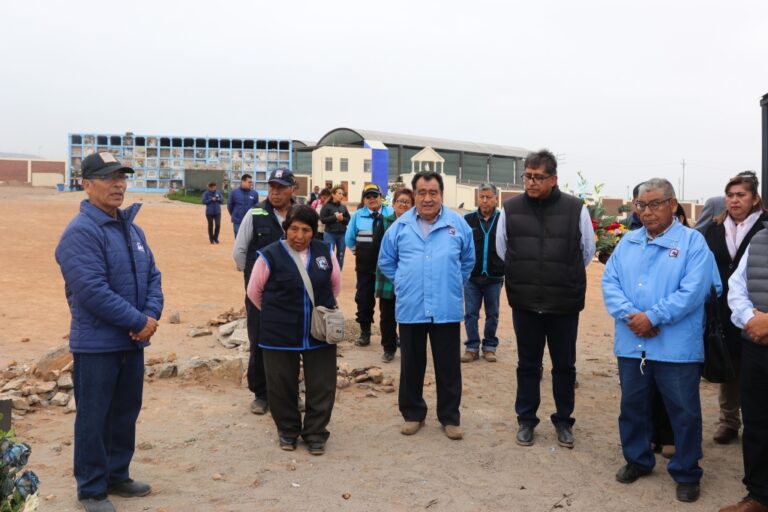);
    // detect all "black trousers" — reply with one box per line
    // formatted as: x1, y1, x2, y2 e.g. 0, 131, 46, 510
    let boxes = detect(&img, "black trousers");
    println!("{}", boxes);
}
741, 338, 768, 505
379, 297, 398, 353
206, 213, 221, 242
245, 297, 267, 400
355, 271, 376, 328
512, 309, 578, 427
399, 322, 461, 426
263, 345, 337, 443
